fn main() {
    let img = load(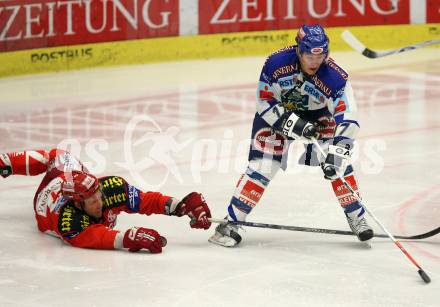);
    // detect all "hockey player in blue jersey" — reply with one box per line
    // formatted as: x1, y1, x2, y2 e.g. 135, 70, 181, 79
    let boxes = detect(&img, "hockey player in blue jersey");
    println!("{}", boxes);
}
209, 24, 374, 247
